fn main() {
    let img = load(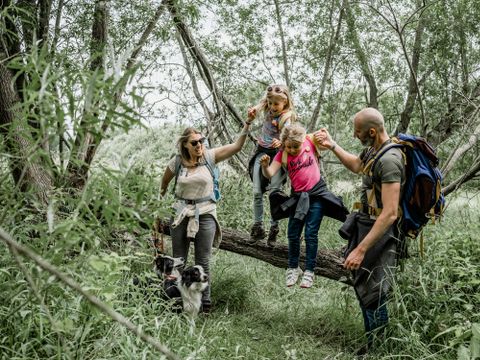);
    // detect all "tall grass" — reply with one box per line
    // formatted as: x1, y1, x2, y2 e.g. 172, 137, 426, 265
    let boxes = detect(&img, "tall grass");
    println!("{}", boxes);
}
0, 127, 478, 359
